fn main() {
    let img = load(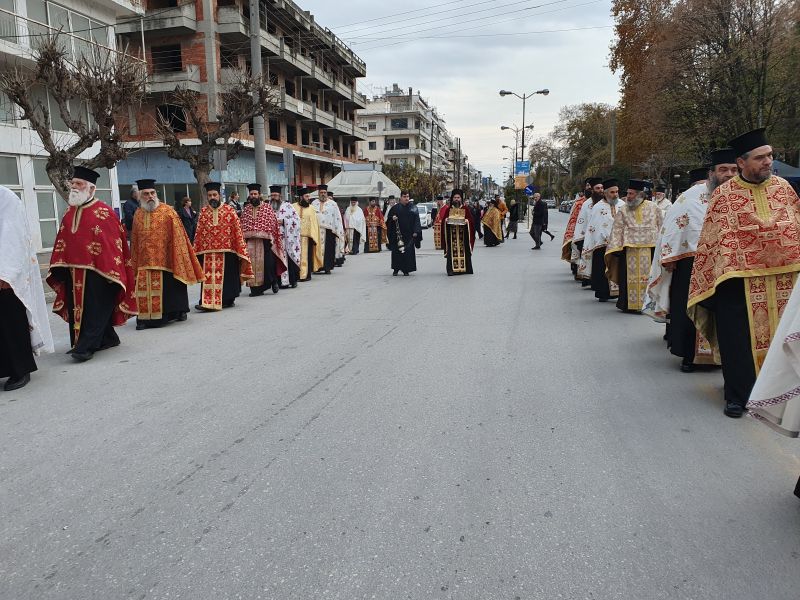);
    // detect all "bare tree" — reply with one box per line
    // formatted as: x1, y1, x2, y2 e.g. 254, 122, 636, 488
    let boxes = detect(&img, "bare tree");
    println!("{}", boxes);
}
0, 35, 147, 198
156, 69, 281, 198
